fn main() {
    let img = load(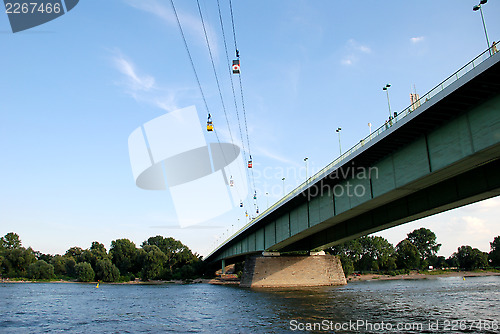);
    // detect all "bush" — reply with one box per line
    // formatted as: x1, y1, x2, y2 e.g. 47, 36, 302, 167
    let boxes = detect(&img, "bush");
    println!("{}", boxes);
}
75, 262, 95, 282
95, 259, 120, 282
27, 260, 54, 280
